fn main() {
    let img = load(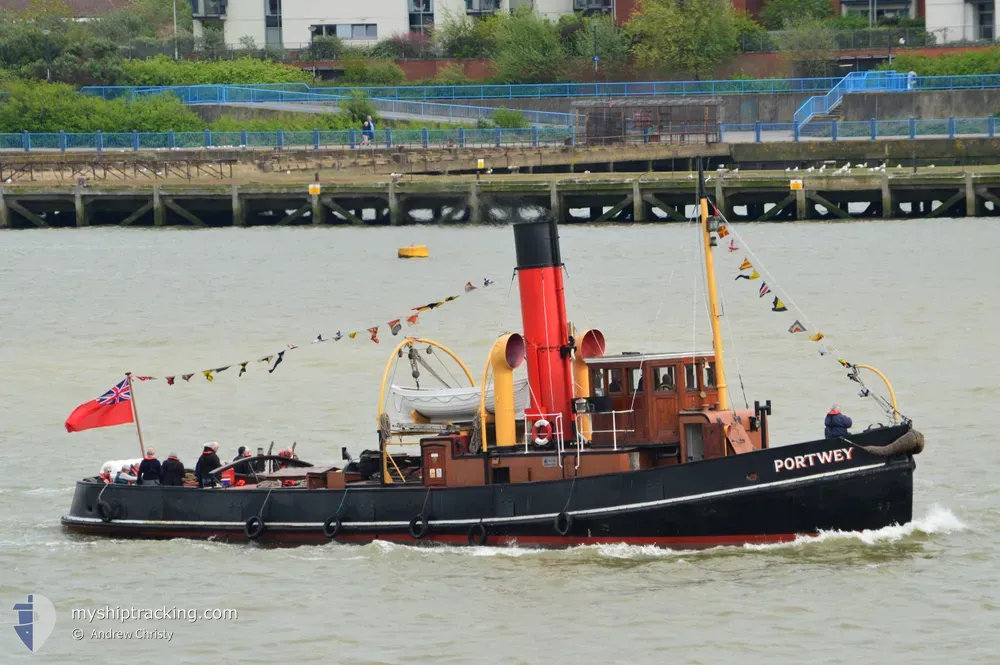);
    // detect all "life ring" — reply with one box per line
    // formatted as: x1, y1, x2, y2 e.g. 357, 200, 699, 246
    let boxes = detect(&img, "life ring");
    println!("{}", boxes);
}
322, 516, 342, 539
553, 512, 573, 536
96, 500, 113, 523
244, 516, 265, 540
467, 522, 488, 546
532, 419, 553, 446
409, 514, 429, 540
